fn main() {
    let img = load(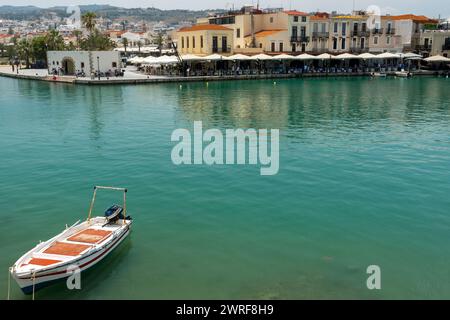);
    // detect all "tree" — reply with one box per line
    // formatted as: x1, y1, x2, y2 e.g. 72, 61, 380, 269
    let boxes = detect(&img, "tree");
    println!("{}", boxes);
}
72, 30, 83, 50
80, 30, 116, 51
122, 37, 128, 53
155, 32, 164, 56
82, 12, 97, 33
45, 29, 65, 51
17, 38, 31, 68
30, 36, 48, 63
